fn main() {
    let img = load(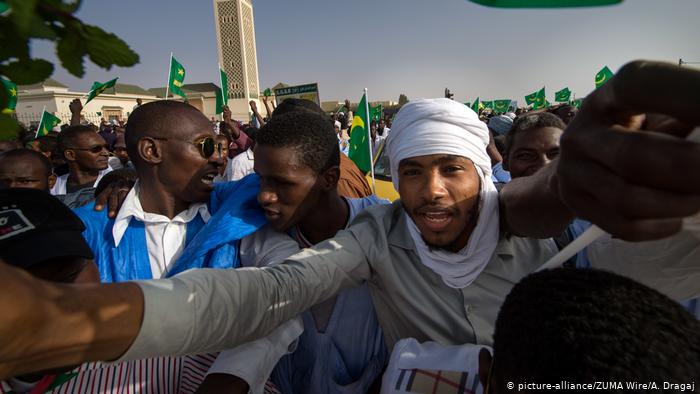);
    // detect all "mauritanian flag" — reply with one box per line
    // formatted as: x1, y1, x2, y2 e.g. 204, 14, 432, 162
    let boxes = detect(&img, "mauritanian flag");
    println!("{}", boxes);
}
526, 87, 547, 109
216, 66, 228, 114
169, 55, 187, 99
471, 97, 483, 113
370, 104, 383, 122
1, 77, 17, 113
555, 87, 571, 102
595, 66, 614, 88
348, 93, 372, 173
493, 99, 511, 113
469, 0, 622, 7
482, 101, 494, 110
86, 77, 118, 104
36, 110, 61, 137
